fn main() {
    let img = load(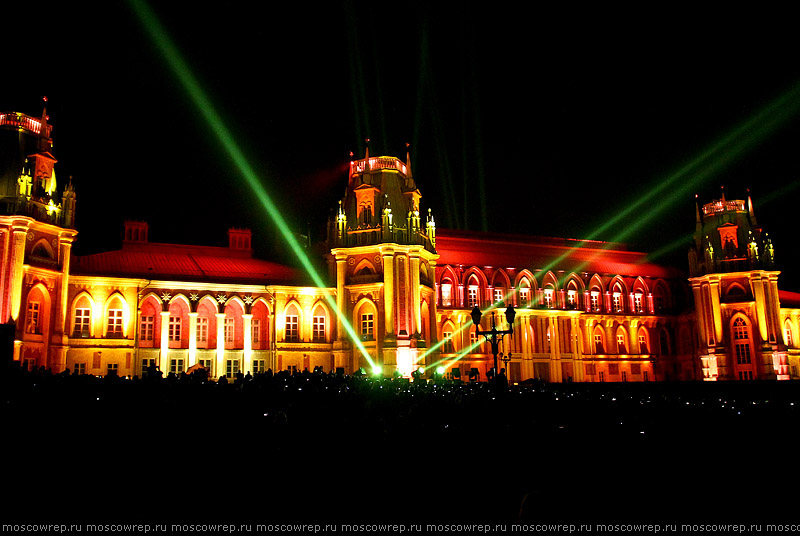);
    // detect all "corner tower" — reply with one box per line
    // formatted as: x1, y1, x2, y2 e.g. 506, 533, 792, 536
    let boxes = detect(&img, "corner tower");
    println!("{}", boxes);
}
327, 144, 438, 375
1, 104, 78, 370
688, 191, 786, 380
